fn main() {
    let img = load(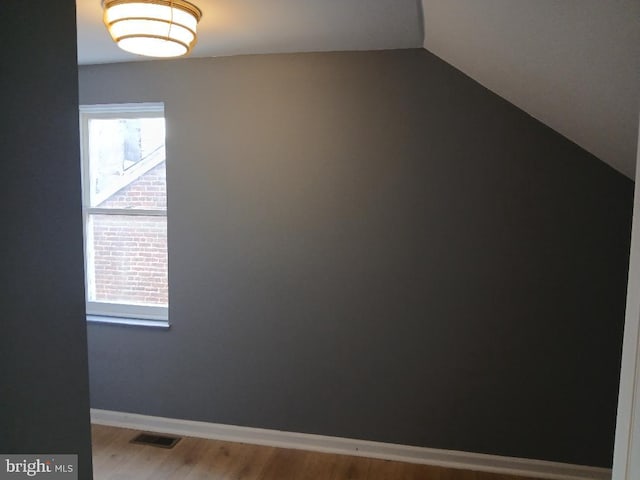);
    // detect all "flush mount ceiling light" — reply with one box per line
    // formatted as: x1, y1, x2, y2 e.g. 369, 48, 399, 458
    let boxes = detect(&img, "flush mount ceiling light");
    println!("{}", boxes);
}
103, 0, 203, 58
